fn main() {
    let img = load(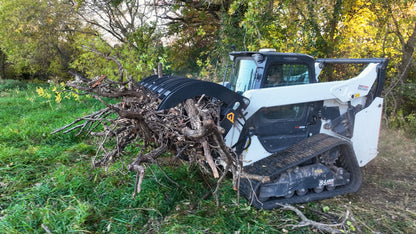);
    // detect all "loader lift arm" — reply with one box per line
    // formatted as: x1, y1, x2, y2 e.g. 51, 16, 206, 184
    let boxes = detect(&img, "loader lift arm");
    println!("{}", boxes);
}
315, 58, 388, 106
